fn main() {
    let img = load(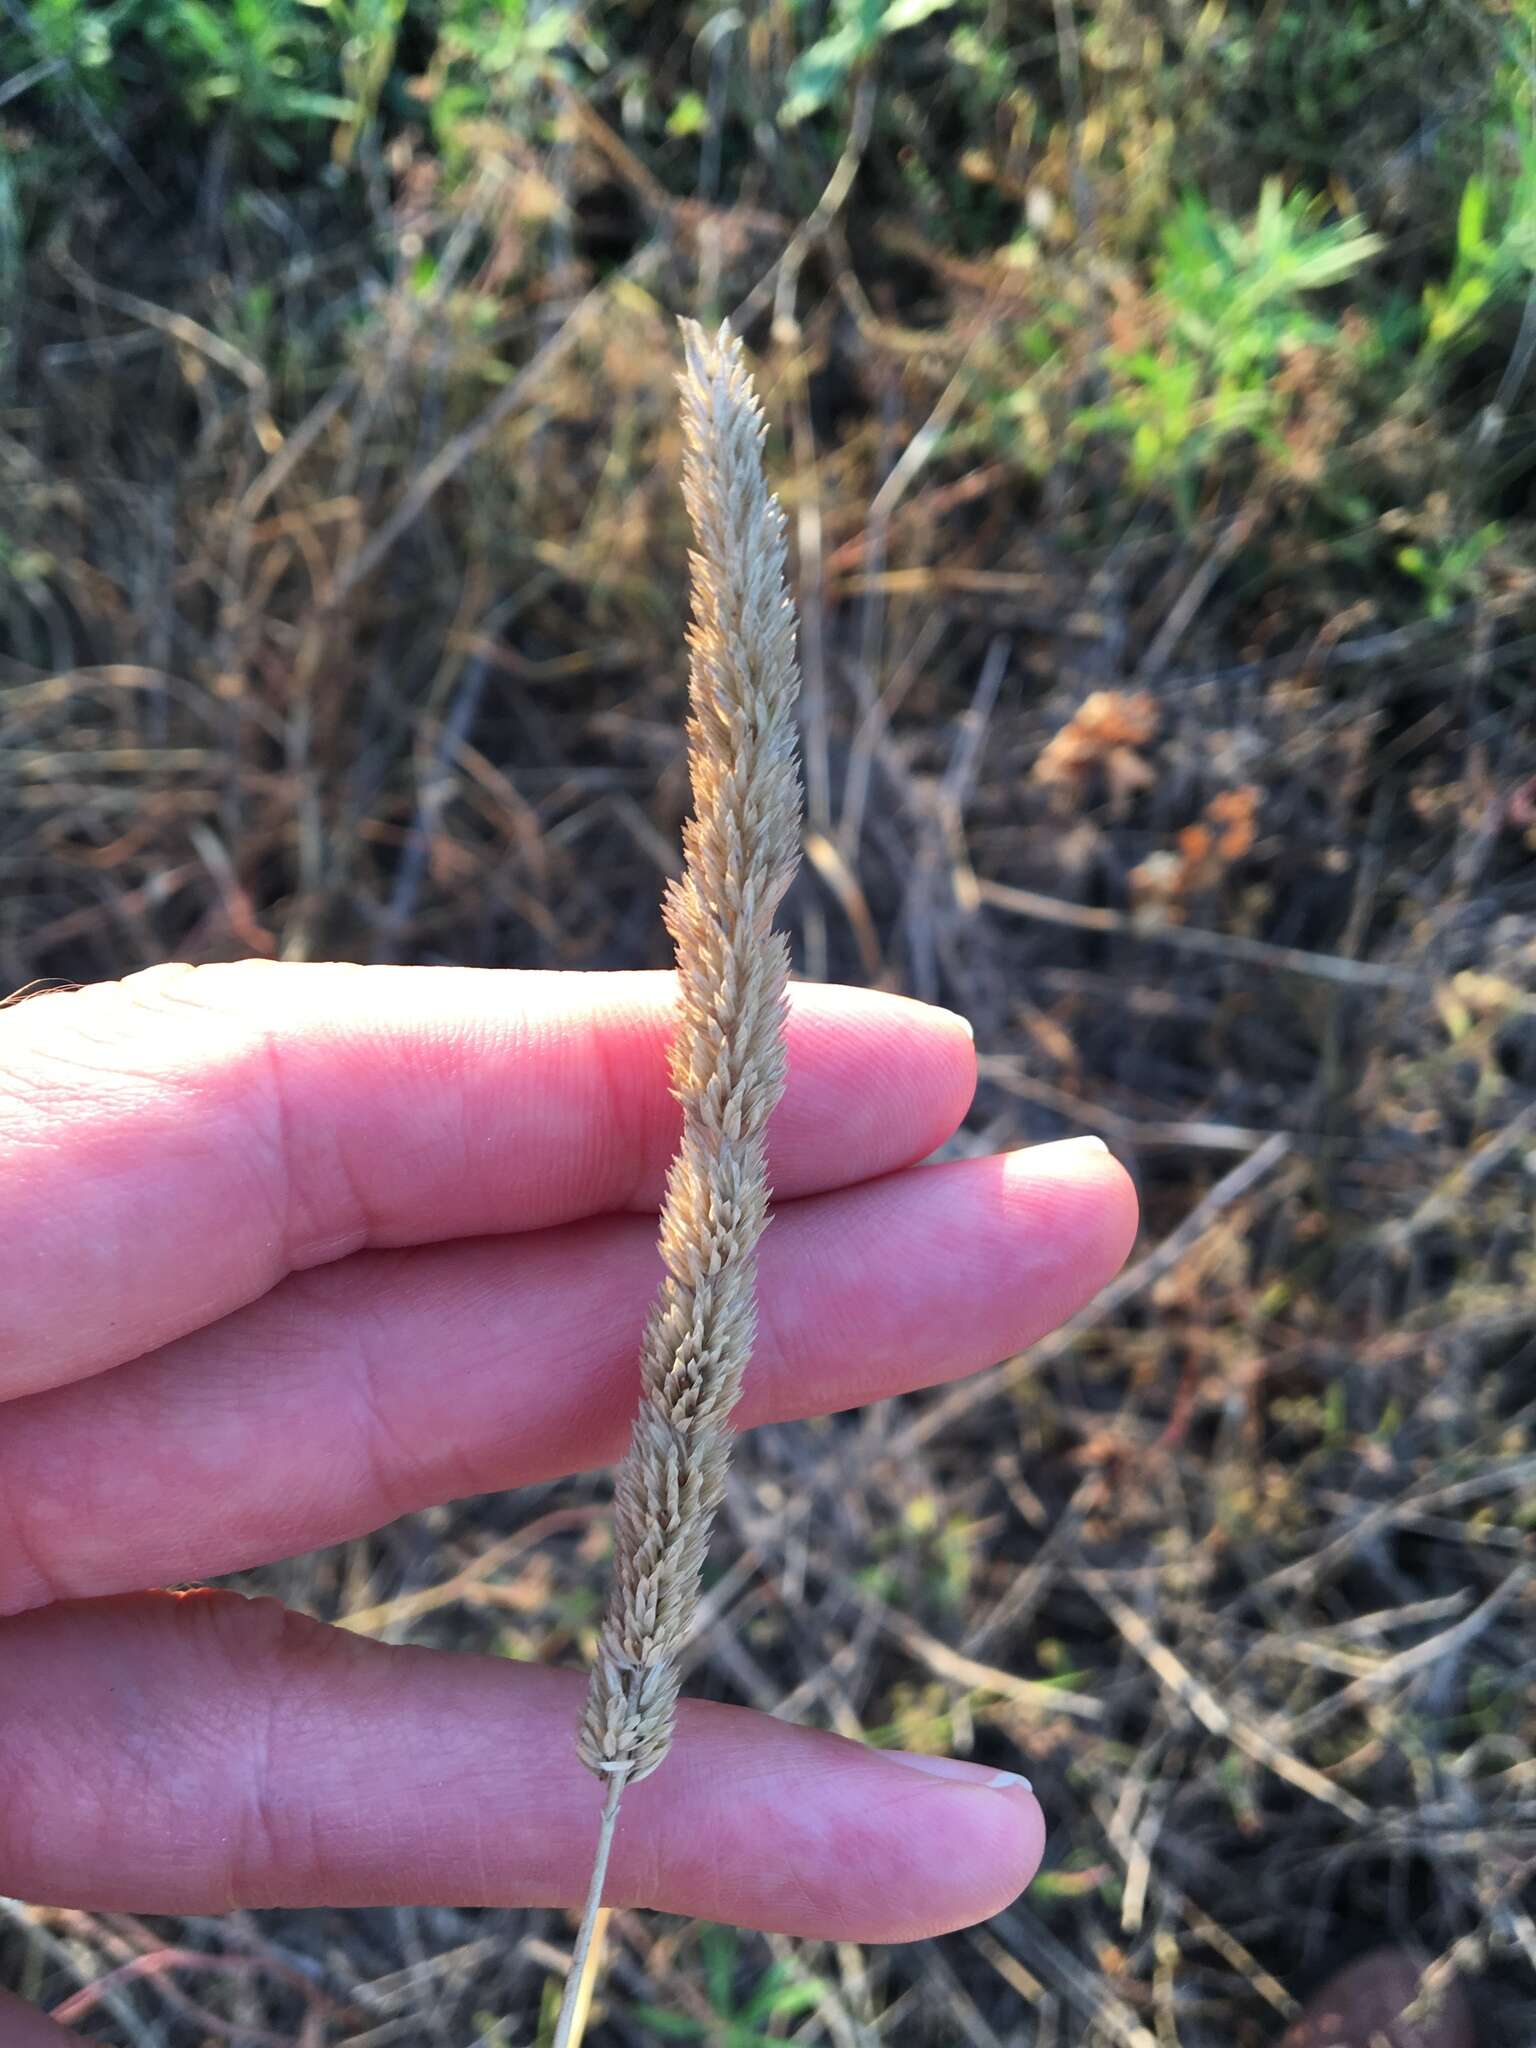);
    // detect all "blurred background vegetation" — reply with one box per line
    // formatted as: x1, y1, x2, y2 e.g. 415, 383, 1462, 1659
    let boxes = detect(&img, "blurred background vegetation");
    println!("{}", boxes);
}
3, 2, 1536, 2043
